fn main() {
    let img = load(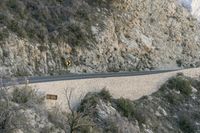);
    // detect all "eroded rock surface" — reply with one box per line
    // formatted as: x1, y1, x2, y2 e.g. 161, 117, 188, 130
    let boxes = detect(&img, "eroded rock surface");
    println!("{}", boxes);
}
1, 0, 200, 76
